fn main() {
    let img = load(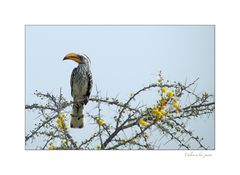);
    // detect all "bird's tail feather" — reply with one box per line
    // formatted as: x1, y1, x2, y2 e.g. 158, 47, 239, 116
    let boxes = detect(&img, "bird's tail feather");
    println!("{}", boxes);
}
71, 102, 84, 128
